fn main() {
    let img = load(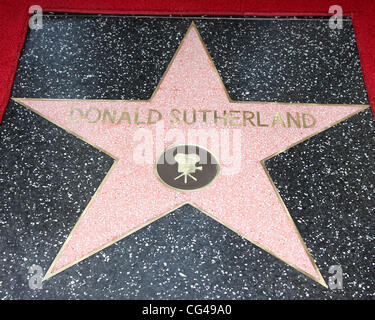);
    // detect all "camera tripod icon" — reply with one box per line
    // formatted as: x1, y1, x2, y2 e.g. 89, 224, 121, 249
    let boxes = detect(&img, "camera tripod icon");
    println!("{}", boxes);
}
174, 153, 202, 184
